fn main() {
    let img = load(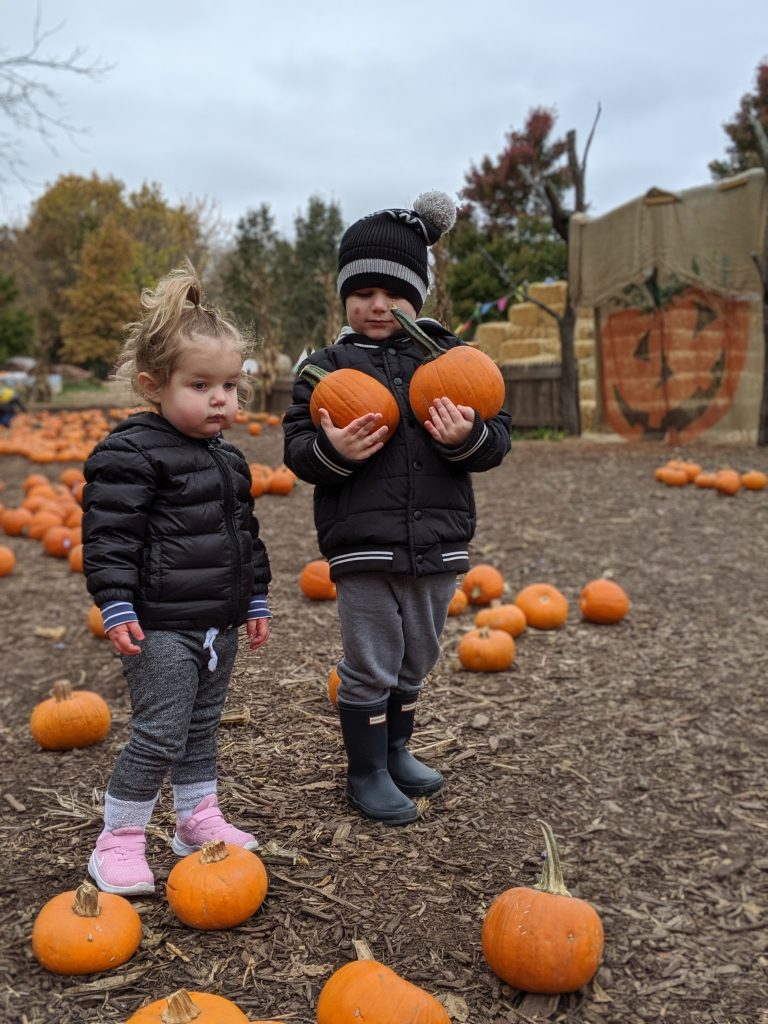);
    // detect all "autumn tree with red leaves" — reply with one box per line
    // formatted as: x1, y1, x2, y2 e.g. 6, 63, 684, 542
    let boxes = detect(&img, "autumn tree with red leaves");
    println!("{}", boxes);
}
462, 106, 599, 435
